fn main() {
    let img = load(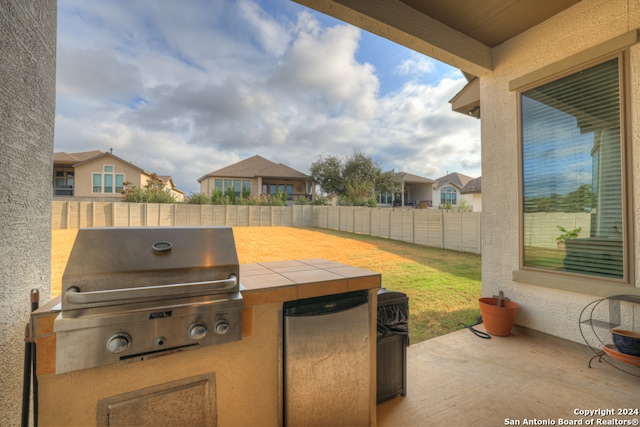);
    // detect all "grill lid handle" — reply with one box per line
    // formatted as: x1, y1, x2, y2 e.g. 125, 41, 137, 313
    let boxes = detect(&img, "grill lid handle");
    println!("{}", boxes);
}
65, 275, 238, 305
